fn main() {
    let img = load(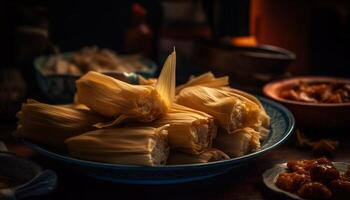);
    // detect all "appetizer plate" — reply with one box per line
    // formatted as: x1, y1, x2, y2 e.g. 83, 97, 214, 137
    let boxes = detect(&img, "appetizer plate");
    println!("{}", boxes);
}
24, 97, 294, 185
263, 162, 350, 200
